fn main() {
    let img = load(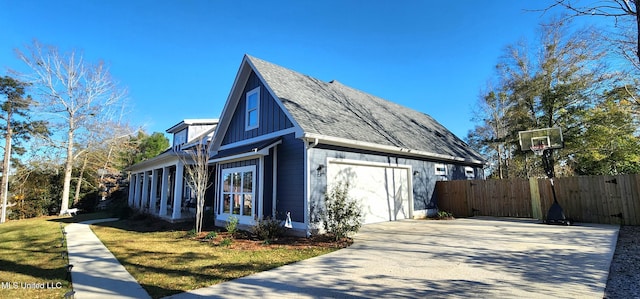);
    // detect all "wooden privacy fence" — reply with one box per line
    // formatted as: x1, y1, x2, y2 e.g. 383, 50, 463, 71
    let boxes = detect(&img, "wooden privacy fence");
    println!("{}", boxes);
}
435, 174, 640, 225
